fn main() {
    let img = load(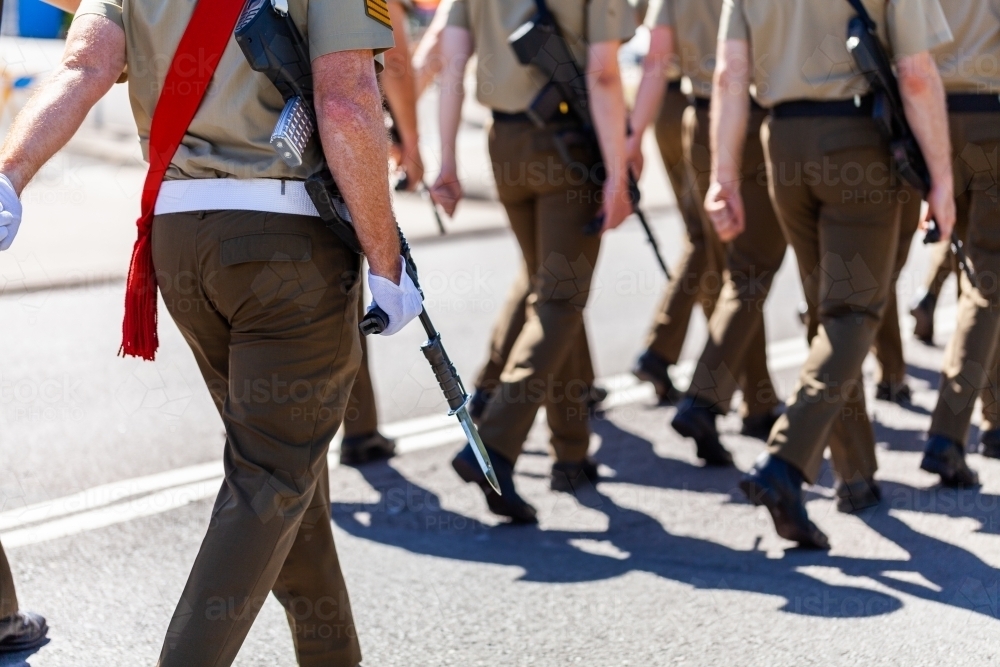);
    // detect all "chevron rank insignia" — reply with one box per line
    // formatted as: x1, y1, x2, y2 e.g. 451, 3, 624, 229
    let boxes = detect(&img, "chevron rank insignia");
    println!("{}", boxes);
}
365, 0, 393, 29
